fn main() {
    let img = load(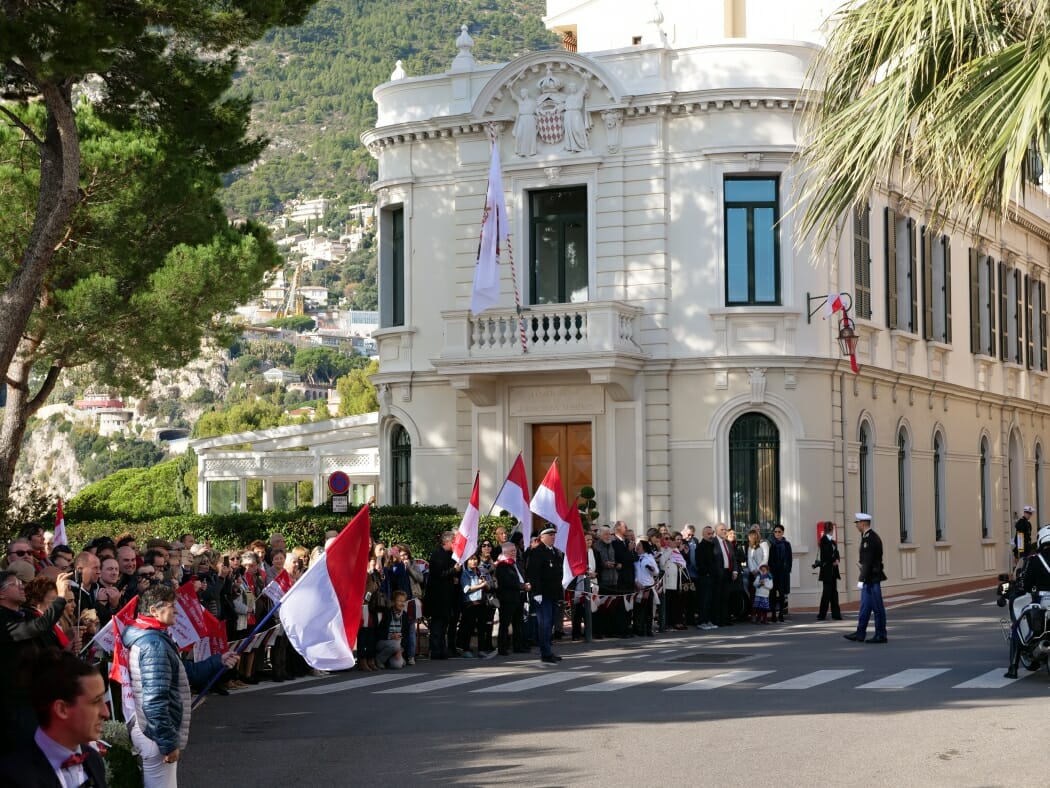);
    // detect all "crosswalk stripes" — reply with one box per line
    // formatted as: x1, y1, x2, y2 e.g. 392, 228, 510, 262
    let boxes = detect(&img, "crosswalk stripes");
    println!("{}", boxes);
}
474, 672, 595, 693
667, 669, 775, 691
932, 598, 982, 606
568, 670, 689, 692
377, 671, 513, 694
280, 673, 405, 696
952, 668, 1029, 689
855, 668, 950, 689
761, 669, 863, 690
